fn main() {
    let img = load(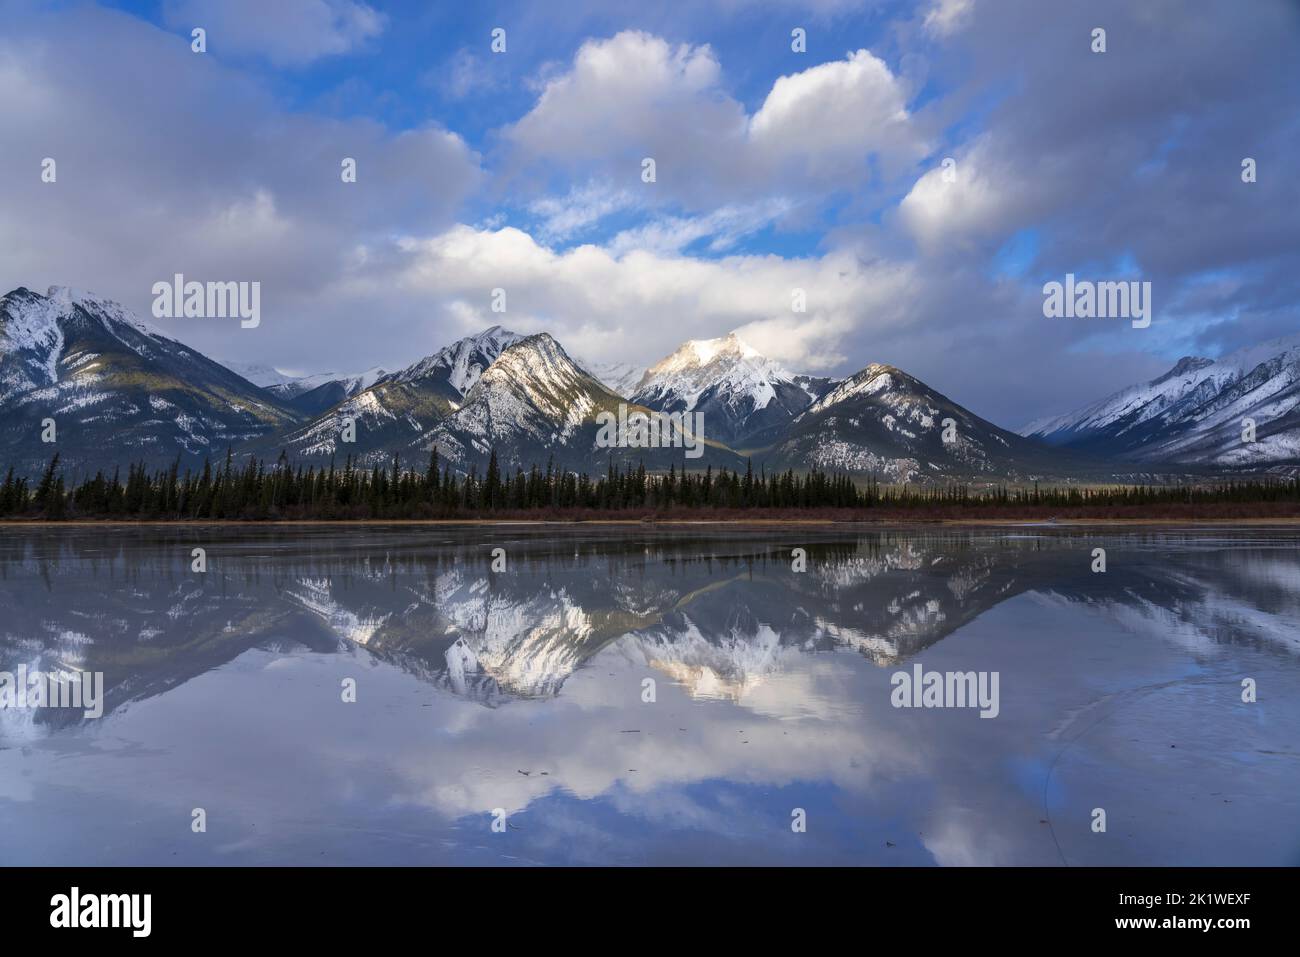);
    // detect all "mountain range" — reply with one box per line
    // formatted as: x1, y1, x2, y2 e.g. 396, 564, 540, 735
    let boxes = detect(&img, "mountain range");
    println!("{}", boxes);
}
3, 284, 1298, 483
225, 363, 390, 417
1021, 335, 1300, 469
